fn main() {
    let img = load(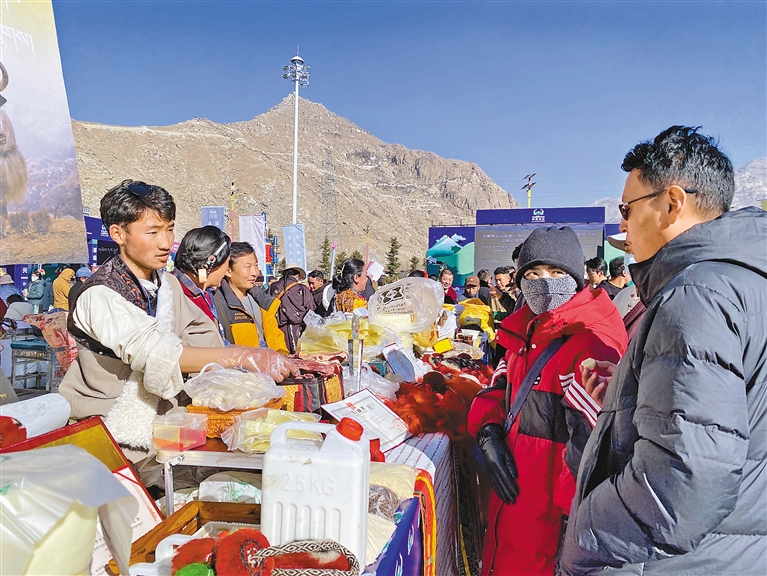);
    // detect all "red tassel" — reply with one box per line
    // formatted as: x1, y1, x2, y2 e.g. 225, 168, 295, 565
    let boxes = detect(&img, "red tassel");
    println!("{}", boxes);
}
171, 538, 215, 575
213, 528, 274, 576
